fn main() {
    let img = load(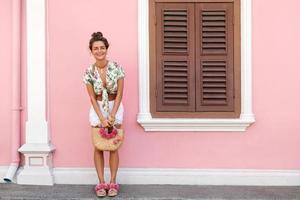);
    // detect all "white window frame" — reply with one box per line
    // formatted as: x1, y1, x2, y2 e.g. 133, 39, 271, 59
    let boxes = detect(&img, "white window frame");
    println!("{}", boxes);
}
137, 0, 255, 131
